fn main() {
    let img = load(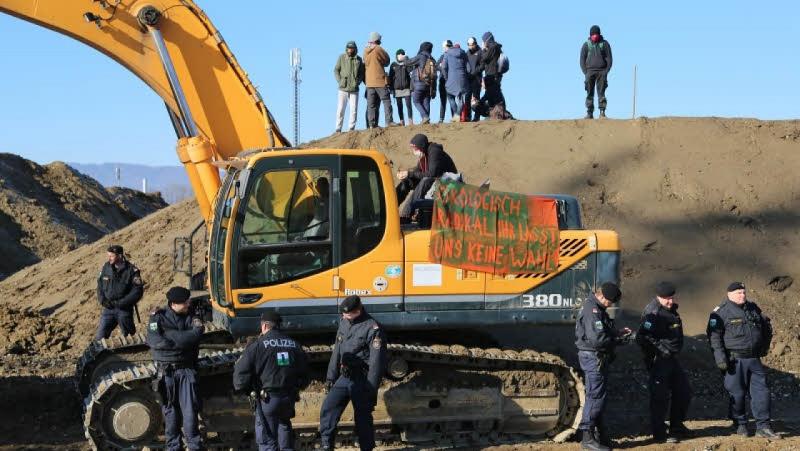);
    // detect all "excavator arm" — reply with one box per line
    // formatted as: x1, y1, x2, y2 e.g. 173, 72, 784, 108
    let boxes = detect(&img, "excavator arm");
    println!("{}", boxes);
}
0, 0, 289, 220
